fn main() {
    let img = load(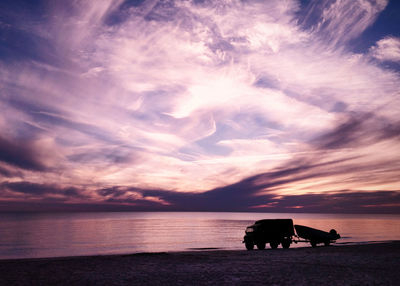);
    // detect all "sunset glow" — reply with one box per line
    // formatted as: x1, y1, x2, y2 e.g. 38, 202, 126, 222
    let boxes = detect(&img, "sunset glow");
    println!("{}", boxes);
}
0, 0, 399, 213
